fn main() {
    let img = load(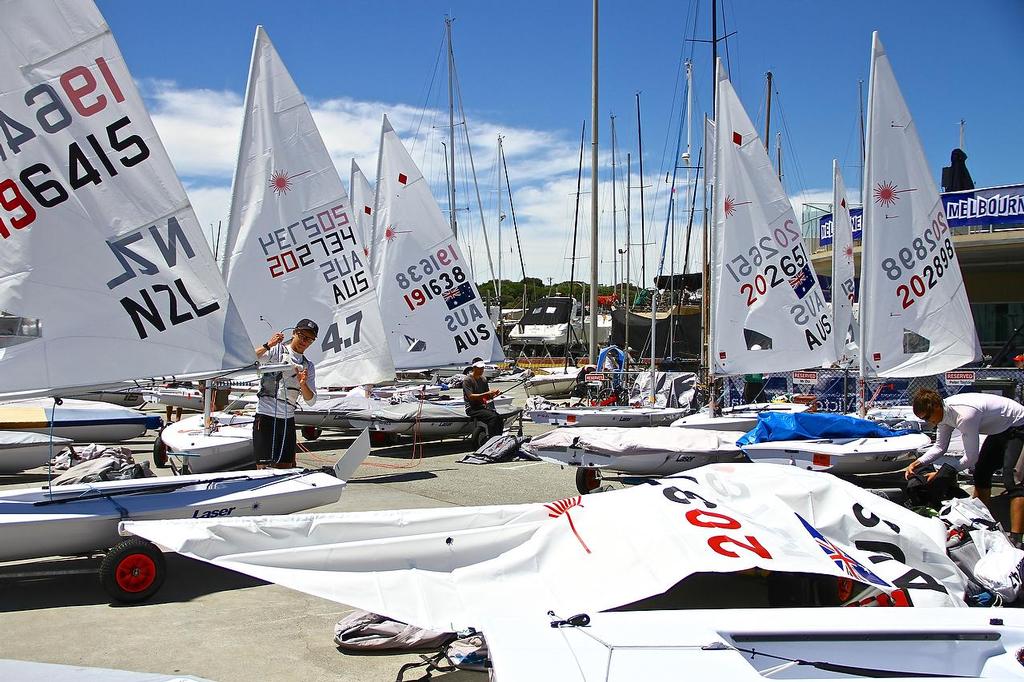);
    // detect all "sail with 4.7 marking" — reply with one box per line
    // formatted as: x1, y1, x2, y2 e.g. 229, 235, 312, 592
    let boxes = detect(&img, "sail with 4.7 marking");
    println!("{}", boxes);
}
0, 0, 253, 399
220, 27, 393, 387
711, 60, 835, 375
371, 115, 502, 368
859, 32, 979, 378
